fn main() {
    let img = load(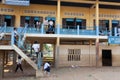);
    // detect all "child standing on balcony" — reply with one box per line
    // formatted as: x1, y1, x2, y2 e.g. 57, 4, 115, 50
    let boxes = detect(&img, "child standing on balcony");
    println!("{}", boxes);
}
48, 19, 54, 32
36, 21, 41, 31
